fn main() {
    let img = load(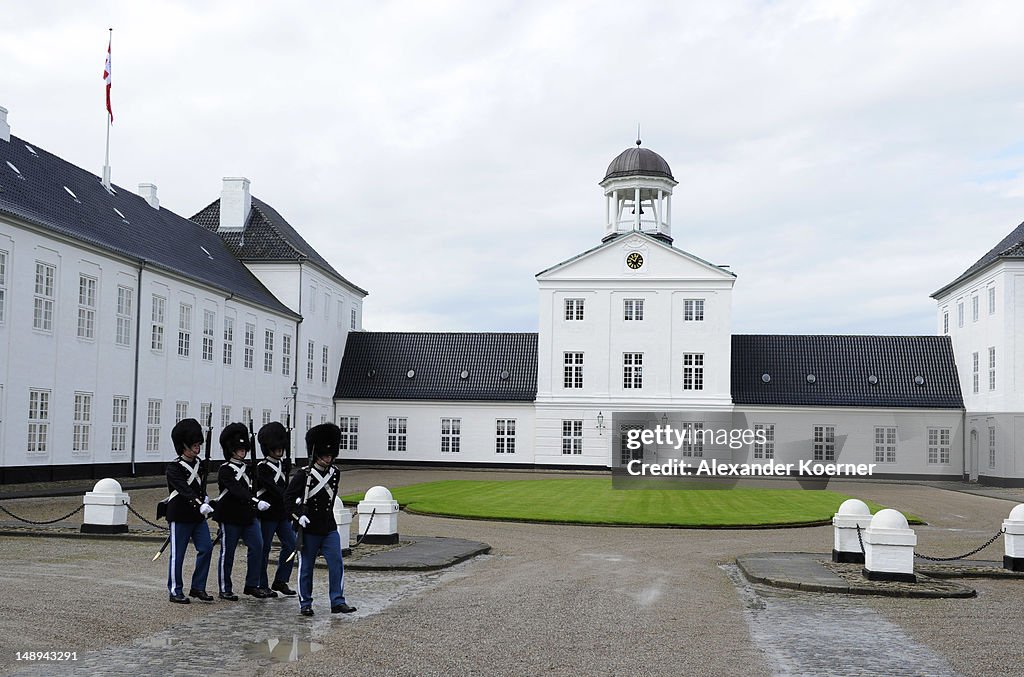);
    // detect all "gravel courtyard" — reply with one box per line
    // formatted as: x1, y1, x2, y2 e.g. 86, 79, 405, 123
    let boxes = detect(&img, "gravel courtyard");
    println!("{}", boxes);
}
1, 469, 1022, 676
